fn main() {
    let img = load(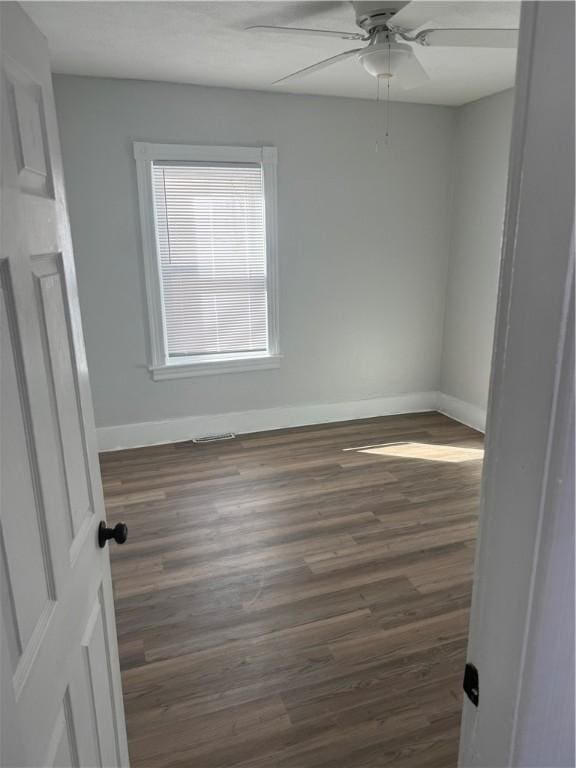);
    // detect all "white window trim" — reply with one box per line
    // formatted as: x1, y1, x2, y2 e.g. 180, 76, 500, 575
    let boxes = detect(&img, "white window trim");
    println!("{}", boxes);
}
133, 142, 280, 380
